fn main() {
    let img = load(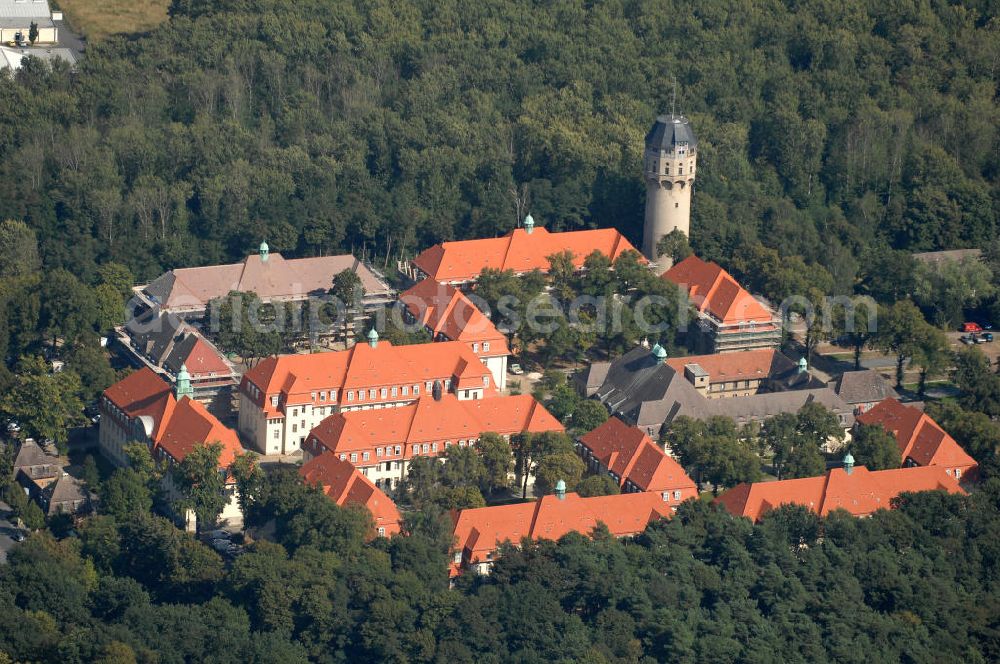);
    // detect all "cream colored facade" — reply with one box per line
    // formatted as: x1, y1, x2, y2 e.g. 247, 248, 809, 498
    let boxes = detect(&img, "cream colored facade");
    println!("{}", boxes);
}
239, 380, 489, 455
642, 116, 697, 262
